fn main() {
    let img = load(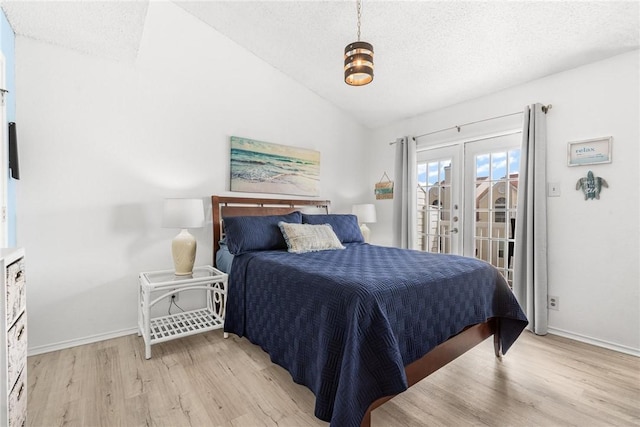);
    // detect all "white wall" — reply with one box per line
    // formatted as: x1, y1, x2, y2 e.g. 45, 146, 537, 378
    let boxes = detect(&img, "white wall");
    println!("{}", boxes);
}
16, 2, 369, 353
367, 50, 640, 354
